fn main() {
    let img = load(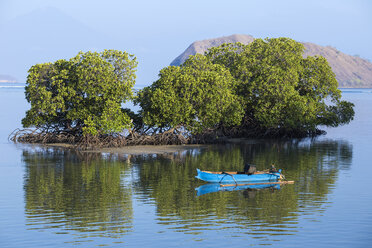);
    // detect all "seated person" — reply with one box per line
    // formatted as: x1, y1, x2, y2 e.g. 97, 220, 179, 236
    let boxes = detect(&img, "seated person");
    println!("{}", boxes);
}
244, 163, 256, 175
